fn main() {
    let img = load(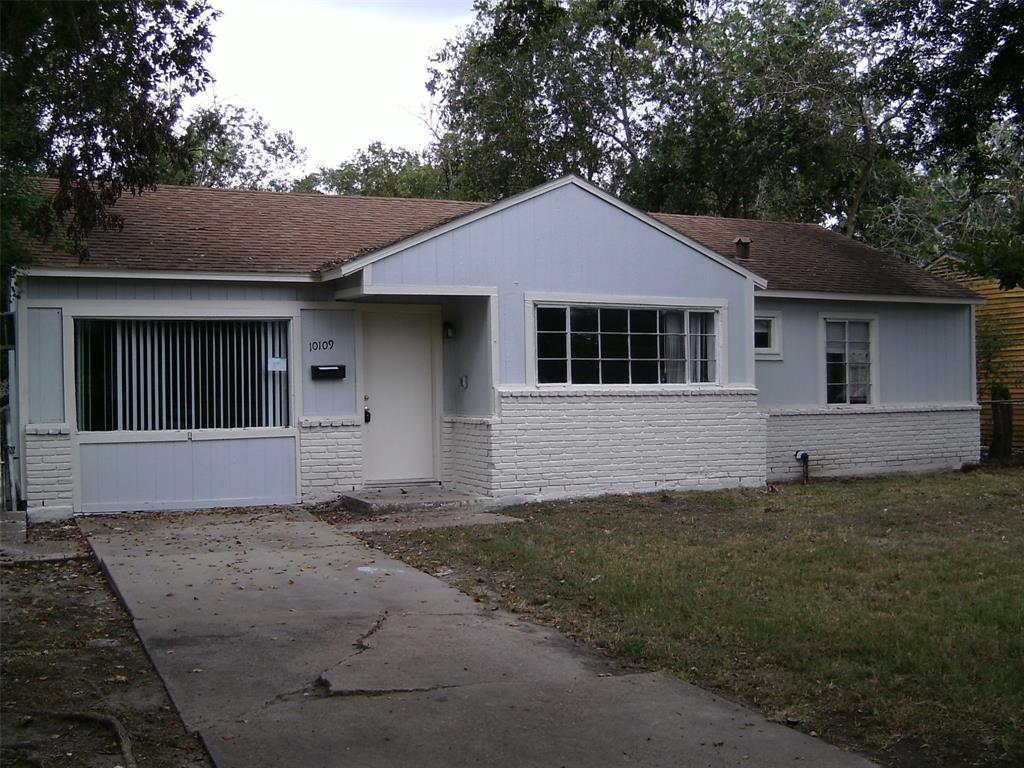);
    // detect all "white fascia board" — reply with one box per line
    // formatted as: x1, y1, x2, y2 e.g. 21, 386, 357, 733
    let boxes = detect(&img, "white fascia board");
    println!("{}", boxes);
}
23, 266, 319, 283
755, 289, 984, 305
319, 176, 769, 288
